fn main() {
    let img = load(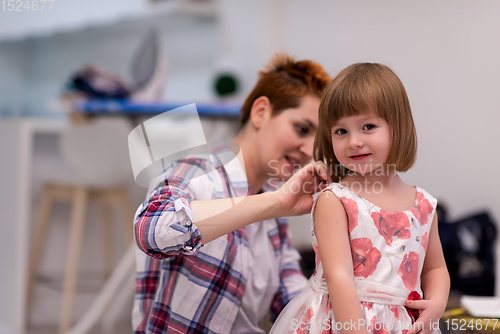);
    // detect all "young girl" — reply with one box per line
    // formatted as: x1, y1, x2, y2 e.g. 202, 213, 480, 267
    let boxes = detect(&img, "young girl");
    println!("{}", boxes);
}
270, 63, 450, 334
